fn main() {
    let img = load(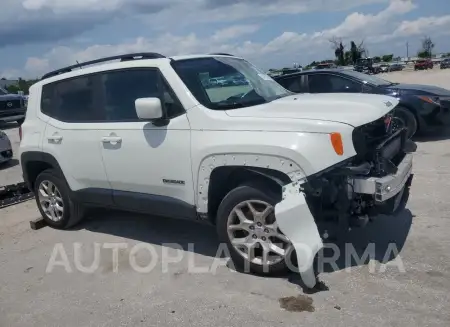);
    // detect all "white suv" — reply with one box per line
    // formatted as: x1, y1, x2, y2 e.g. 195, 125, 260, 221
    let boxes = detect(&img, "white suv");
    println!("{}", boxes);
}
19, 52, 414, 285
